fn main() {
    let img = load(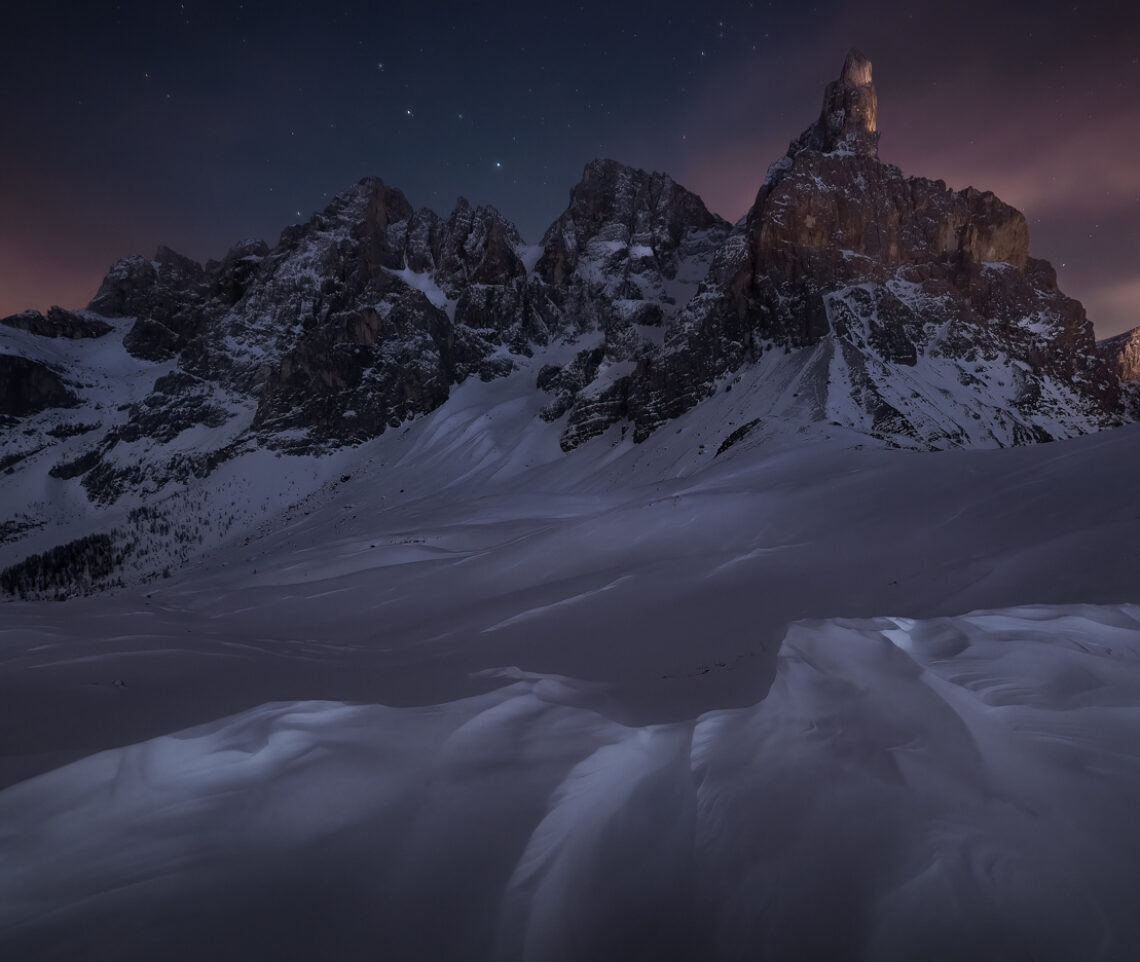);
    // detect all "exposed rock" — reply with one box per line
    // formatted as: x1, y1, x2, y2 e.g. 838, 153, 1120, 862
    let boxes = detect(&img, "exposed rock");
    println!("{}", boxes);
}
185, 178, 517, 450
1099, 326, 1140, 381
535, 159, 731, 441
87, 255, 157, 317
253, 282, 456, 449
0, 355, 77, 417
567, 50, 1121, 450
89, 247, 211, 360
536, 158, 728, 300
1, 307, 112, 339
716, 418, 762, 456
791, 47, 879, 158
433, 198, 526, 294
49, 448, 103, 480
537, 347, 605, 423
111, 372, 231, 445
207, 239, 270, 305
123, 317, 186, 361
